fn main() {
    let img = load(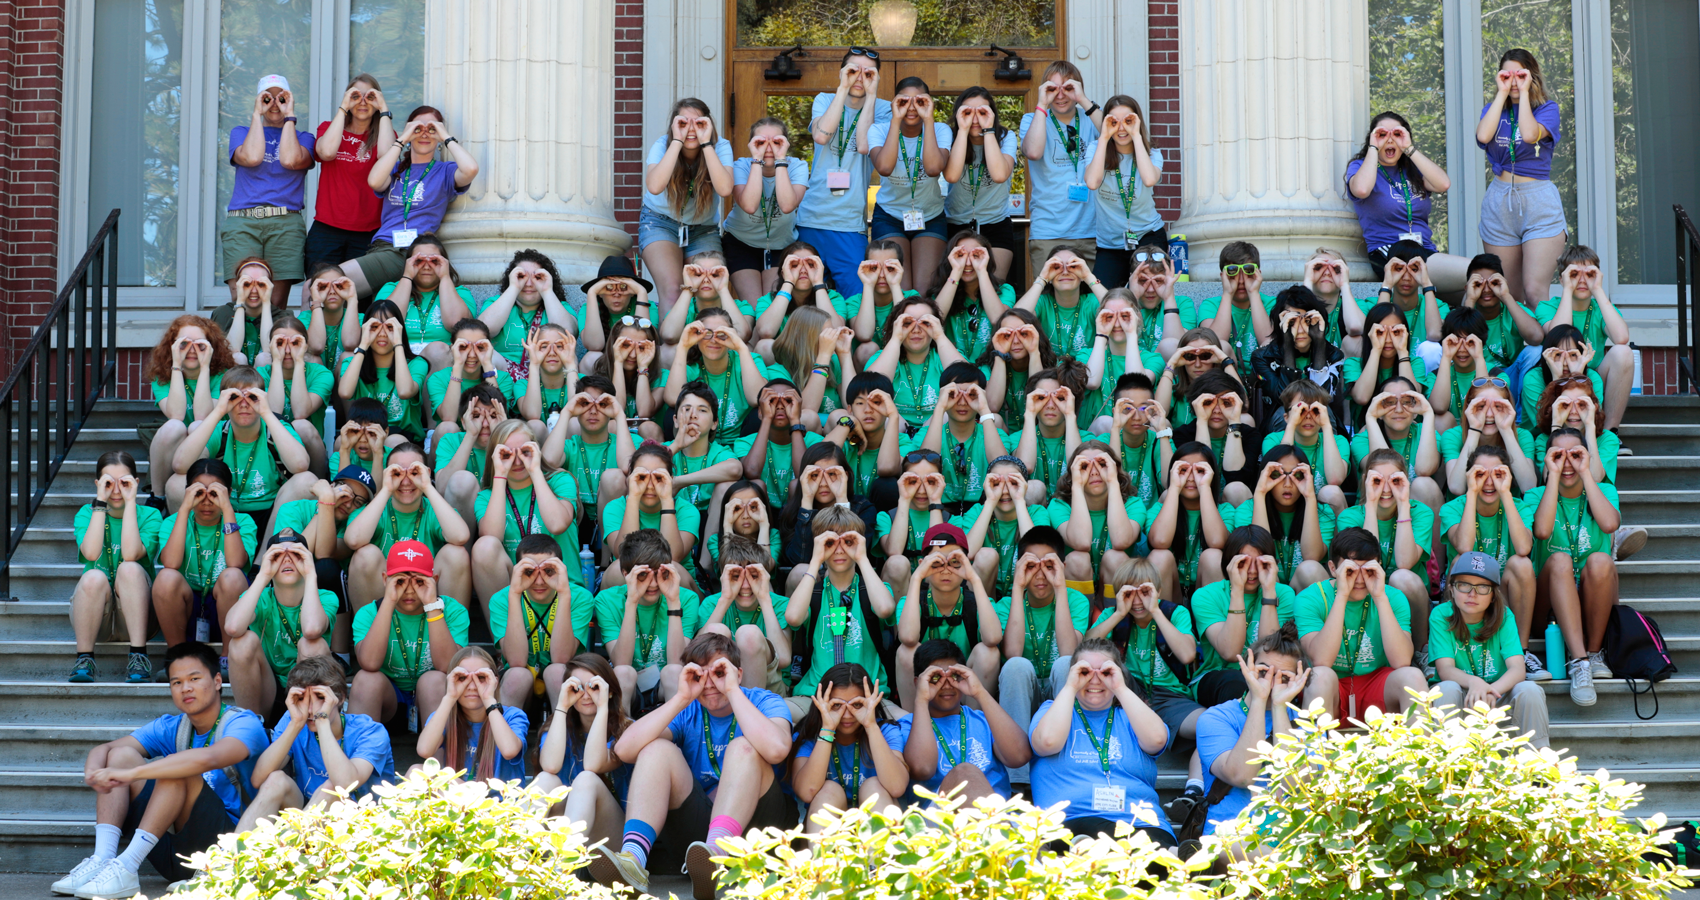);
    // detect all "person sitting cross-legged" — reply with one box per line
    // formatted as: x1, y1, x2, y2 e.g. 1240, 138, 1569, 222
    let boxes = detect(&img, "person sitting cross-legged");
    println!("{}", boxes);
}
52, 642, 268, 899
790, 663, 911, 833
994, 525, 1089, 788
905, 638, 1031, 804
237, 654, 395, 832
594, 529, 704, 713
348, 541, 468, 730
593, 633, 795, 899
224, 531, 340, 716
